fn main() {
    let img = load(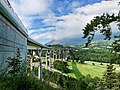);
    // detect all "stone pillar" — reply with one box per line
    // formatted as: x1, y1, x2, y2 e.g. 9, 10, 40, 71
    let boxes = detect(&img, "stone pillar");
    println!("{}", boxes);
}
62, 49, 64, 61
30, 56, 33, 71
53, 49, 57, 62
30, 50, 34, 71
53, 49, 55, 62
63, 49, 65, 61
56, 49, 58, 60
46, 50, 48, 69
49, 54, 51, 70
65, 49, 68, 60
61, 49, 63, 61
48, 50, 51, 70
39, 58, 42, 81
59, 49, 61, 60
38, 48, 43, 81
